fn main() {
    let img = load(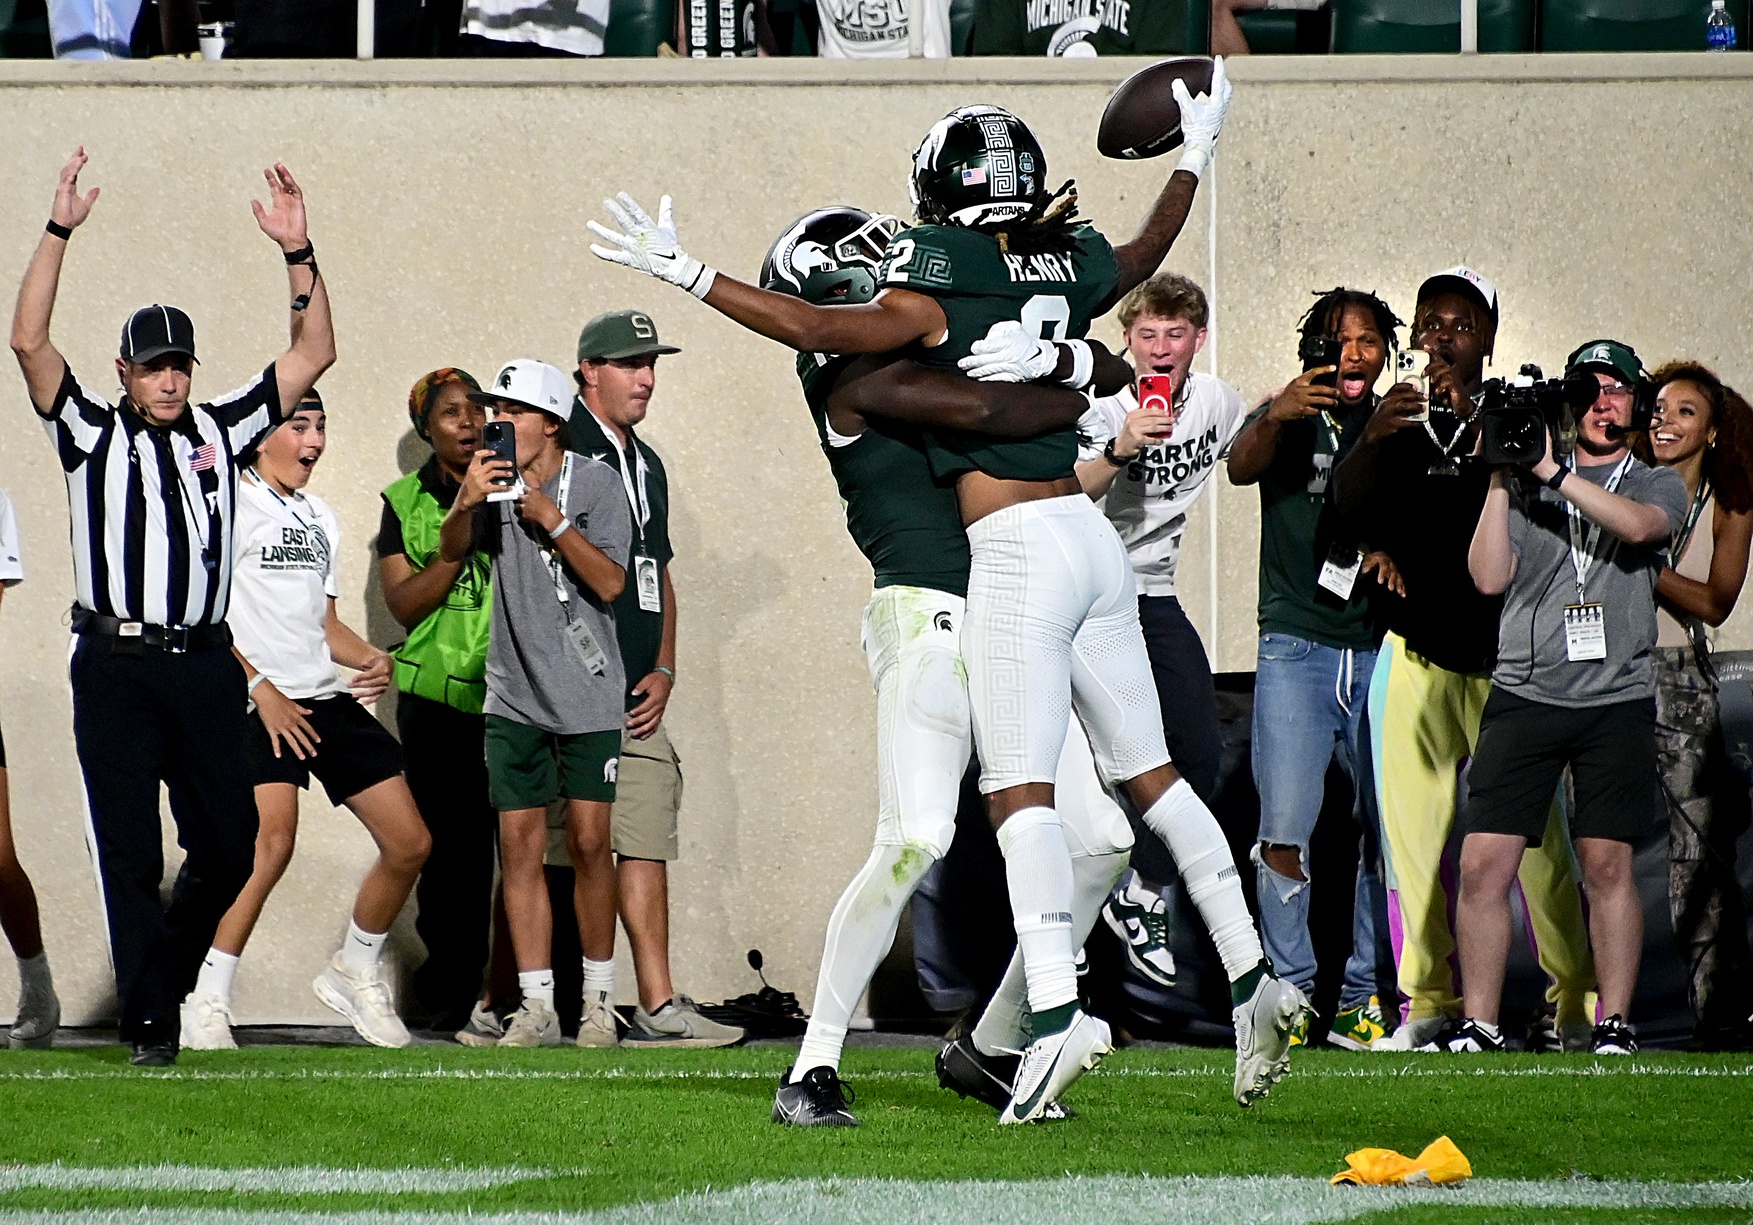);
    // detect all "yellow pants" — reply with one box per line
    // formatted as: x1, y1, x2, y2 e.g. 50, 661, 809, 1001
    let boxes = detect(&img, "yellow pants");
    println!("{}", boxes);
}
1368, 633, 1596, 1024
